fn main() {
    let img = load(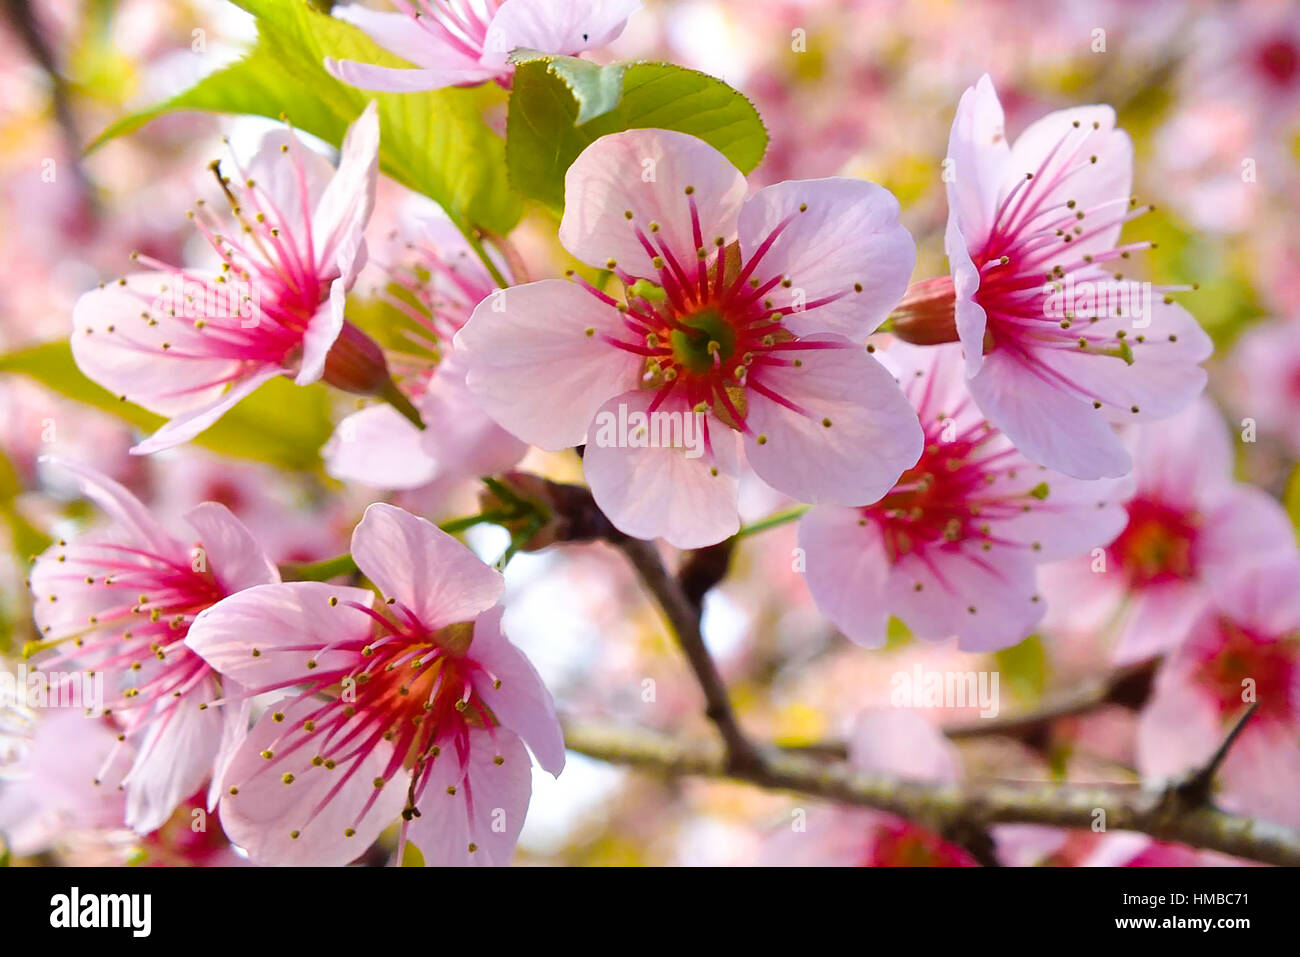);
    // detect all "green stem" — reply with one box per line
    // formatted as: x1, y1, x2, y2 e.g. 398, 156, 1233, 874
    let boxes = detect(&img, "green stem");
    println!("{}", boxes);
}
380, 379, 426, 431
464, 228, 510, 290
734, 504, 811, 539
